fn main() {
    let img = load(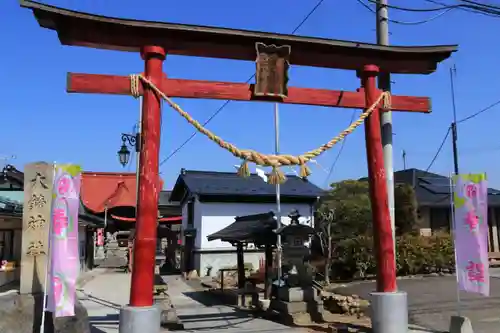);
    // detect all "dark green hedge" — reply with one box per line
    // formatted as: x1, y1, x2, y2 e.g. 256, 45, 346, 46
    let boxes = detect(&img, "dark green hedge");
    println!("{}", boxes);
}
330, 232, 455, 280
